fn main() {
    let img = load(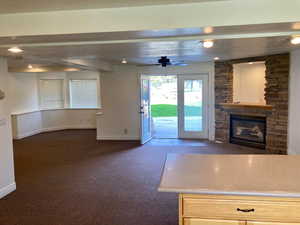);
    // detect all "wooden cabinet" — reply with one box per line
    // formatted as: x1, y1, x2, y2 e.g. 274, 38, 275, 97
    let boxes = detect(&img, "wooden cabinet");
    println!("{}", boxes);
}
179, 194, 300, 225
